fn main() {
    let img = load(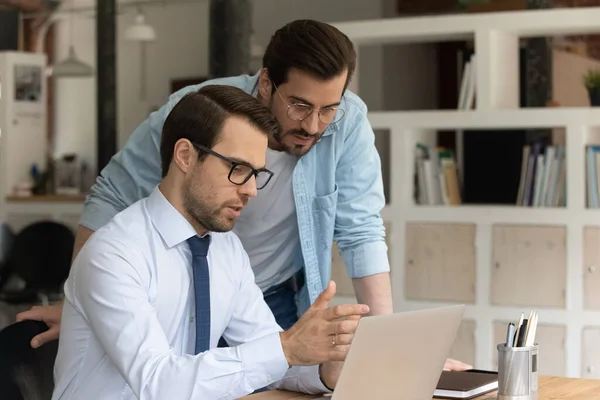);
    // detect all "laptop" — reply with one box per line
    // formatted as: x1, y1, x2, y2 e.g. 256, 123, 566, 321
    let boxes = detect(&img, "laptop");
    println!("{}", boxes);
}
312, 304, 465, 400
